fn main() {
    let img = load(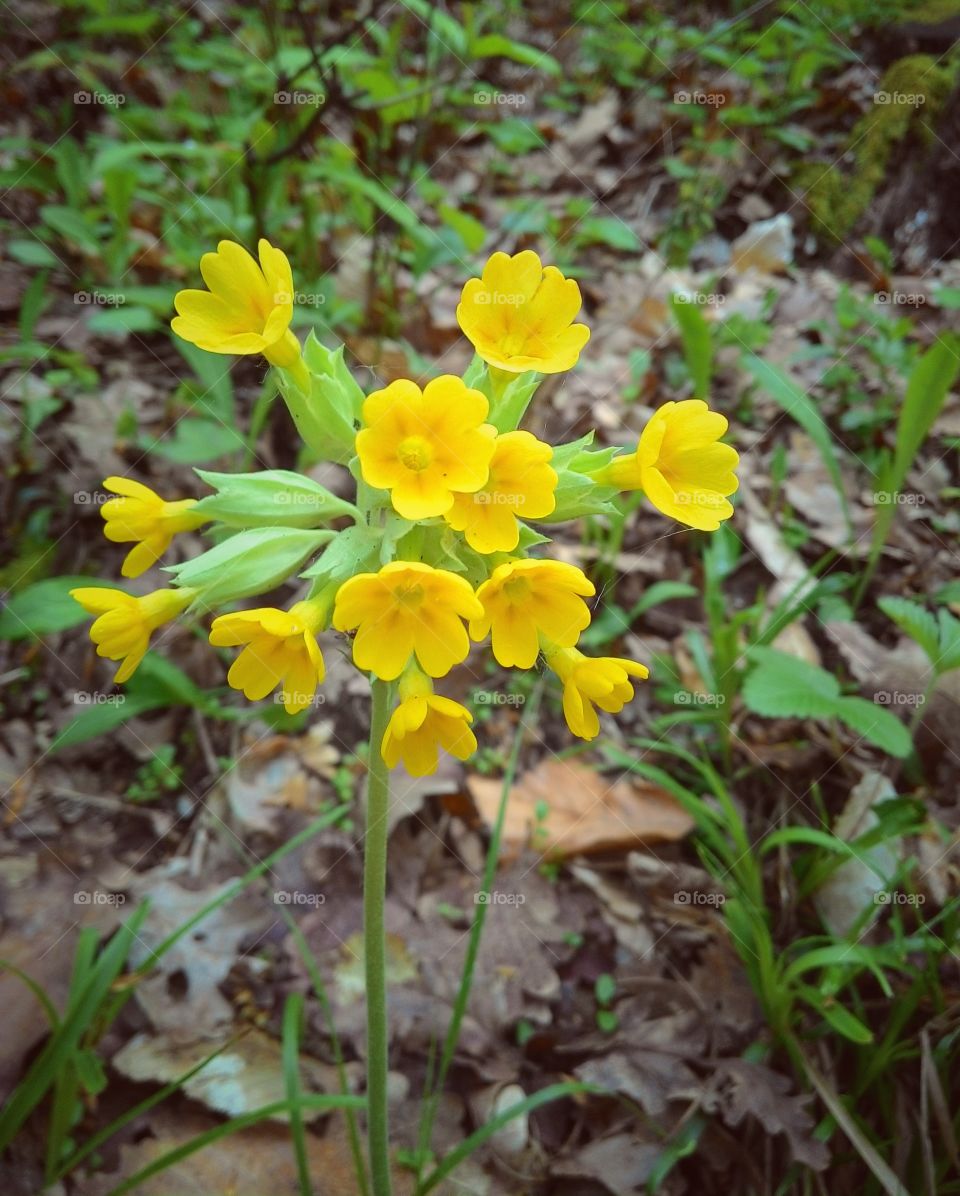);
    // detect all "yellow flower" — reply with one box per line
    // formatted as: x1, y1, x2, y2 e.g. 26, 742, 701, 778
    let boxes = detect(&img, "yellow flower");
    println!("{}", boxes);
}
457, 250, 590, 374
209, 599, 325, 714
333, 562, 482, 680
171, 239, 301, 369
544, 645, 649, 741
443, 431, 557, 553
71, 586, 194, 683
471, 559, 594, 668
381, 668, 476, 776
355, 376, 496, 520
100, 476, 207, 579
600, 399, 738, 531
